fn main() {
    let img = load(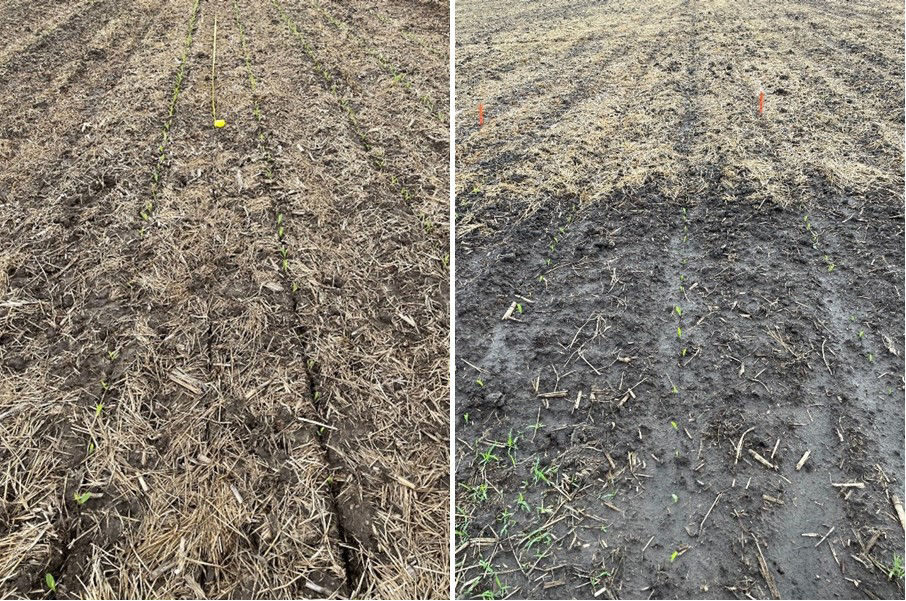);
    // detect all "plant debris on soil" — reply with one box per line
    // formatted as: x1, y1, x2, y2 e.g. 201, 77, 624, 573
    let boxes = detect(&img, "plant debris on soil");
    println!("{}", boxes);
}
0, 0, 449, 598
454, 0, 905, 599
